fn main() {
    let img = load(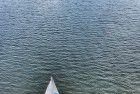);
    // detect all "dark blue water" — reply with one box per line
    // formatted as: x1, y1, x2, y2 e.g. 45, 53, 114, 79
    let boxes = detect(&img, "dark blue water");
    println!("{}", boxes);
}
0, 0, 140, 94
